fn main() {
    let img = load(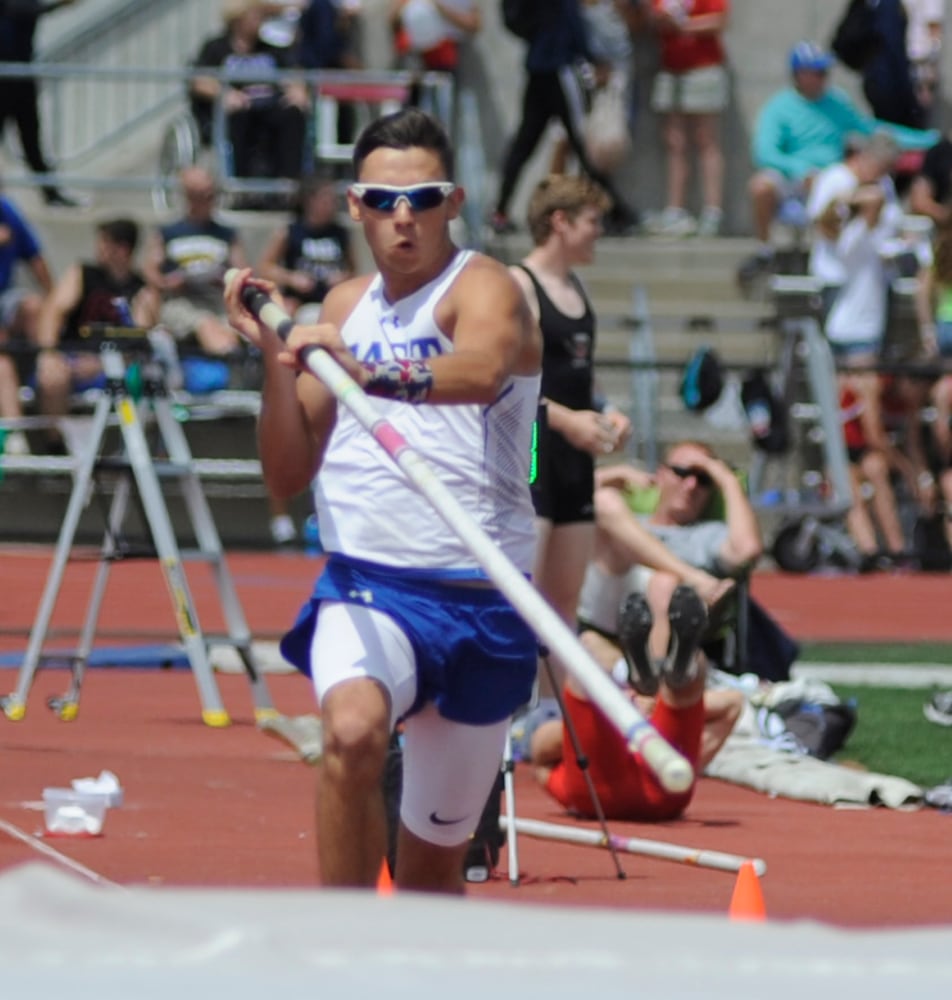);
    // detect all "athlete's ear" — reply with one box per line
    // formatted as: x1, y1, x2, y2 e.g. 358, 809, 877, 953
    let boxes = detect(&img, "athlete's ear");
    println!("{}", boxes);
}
446, 185, 465, 222
346, 188, 363, 222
